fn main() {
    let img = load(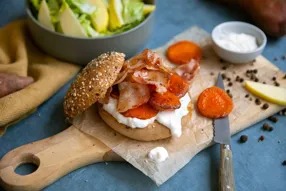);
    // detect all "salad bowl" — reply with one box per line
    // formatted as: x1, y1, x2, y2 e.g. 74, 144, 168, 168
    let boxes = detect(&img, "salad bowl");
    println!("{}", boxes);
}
26, 0, 155, 65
